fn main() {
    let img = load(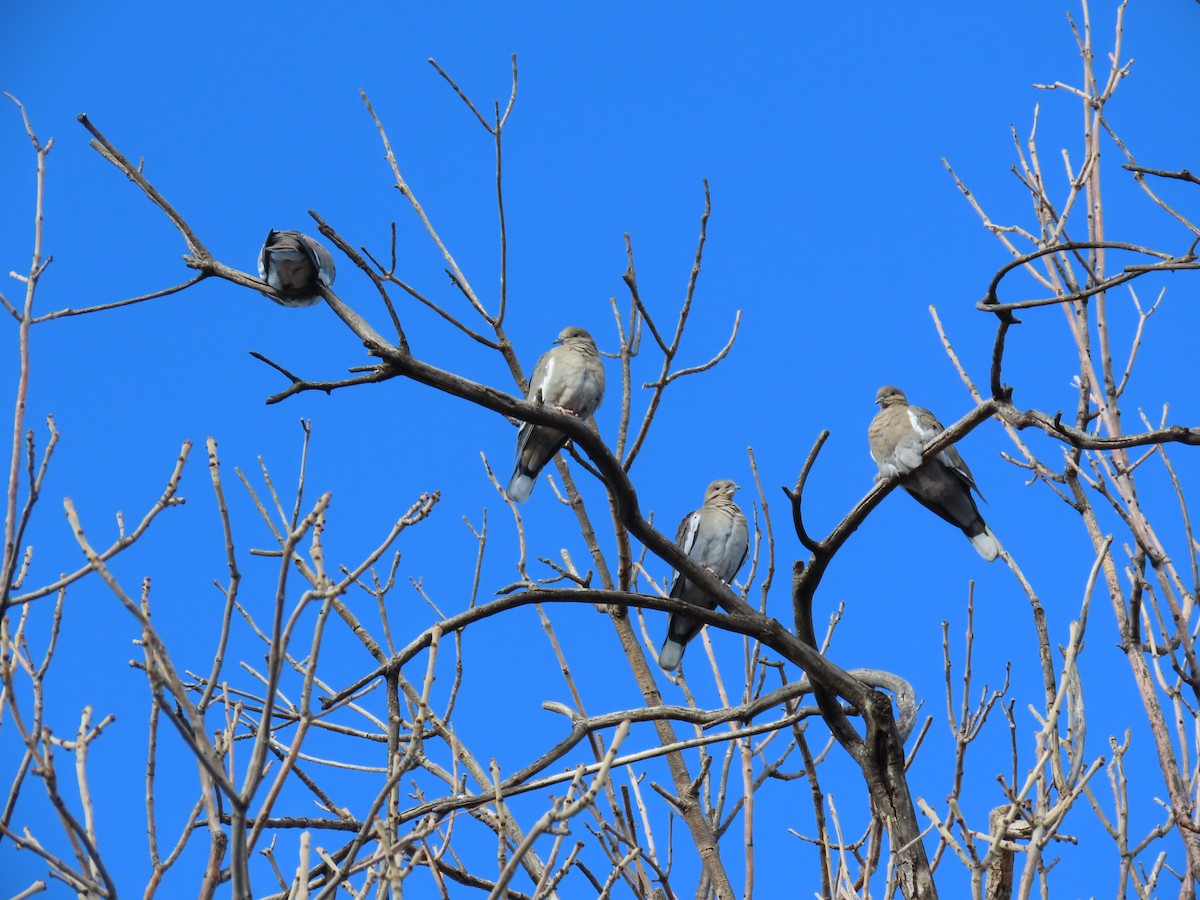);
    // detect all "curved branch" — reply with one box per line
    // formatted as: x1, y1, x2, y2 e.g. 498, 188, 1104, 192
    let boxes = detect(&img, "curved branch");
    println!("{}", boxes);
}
783, 430, 830, 553
327, 588, 771, 709
655, 310, 741, 388
980, 239, 1196, 312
